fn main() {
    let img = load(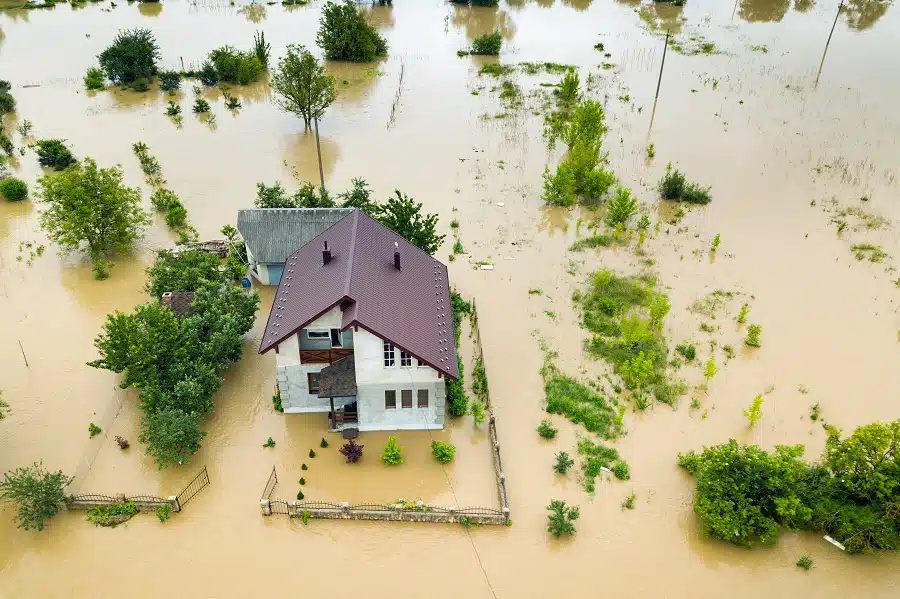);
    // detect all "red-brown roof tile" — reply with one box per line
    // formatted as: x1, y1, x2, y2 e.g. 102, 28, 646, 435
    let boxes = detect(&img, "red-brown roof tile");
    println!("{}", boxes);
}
258, 210, 458, 379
